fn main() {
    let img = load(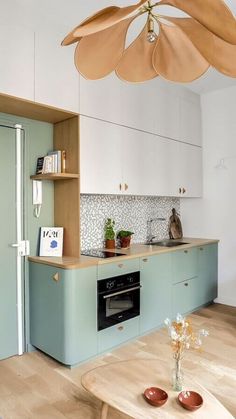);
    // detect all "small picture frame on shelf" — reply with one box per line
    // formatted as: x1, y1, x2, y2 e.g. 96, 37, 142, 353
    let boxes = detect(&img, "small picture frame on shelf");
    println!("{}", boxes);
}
39, 227, 63, 257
